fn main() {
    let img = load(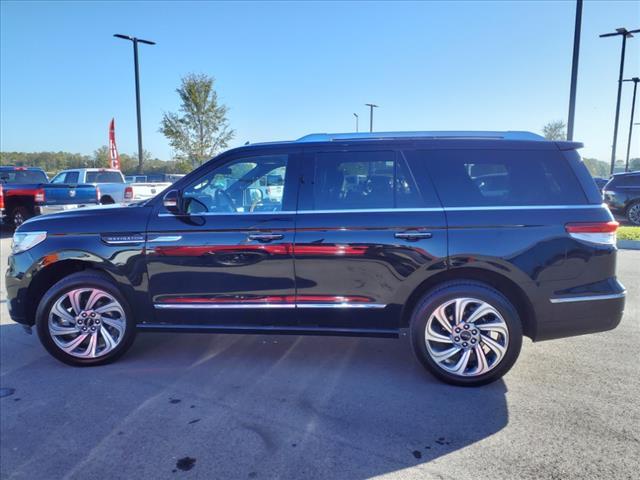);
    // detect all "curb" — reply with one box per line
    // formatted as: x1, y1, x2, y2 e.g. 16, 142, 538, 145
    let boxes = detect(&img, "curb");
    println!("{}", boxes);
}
617, 240, 640, 250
